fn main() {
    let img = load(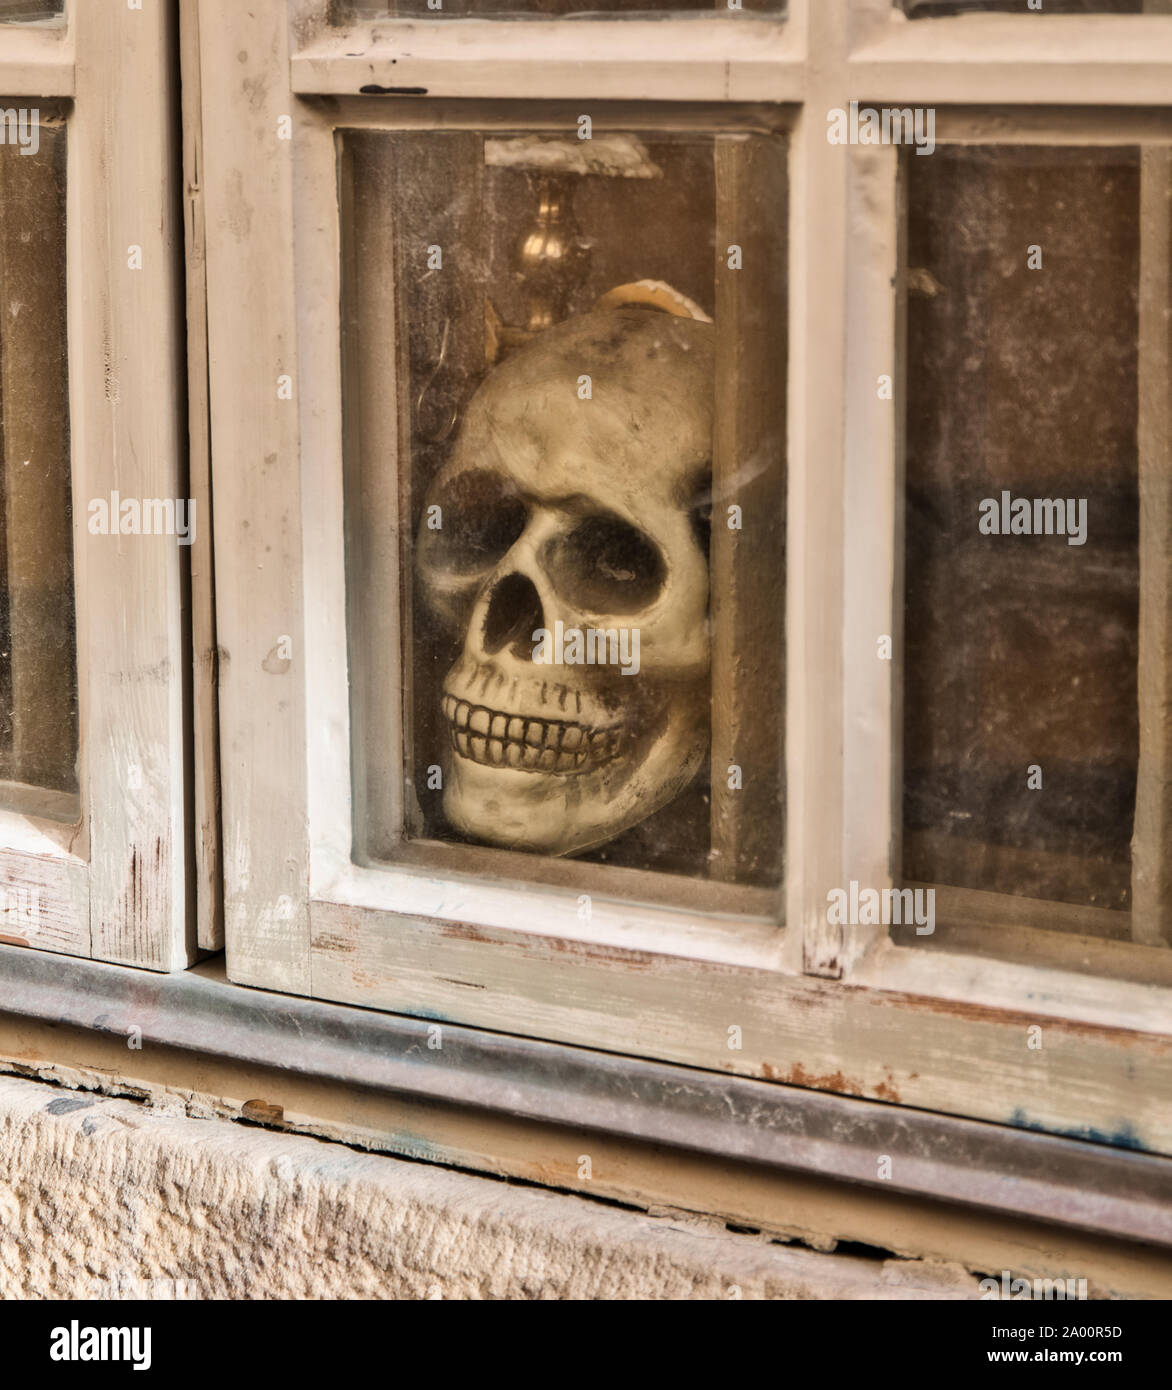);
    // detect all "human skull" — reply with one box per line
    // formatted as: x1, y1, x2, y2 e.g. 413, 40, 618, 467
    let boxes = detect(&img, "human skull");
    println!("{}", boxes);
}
416, 307, 713, 857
